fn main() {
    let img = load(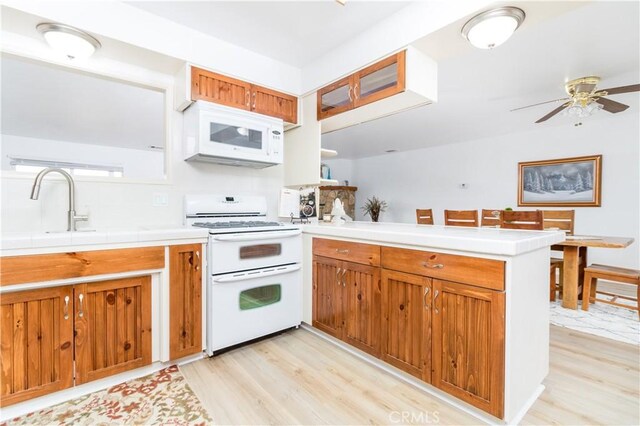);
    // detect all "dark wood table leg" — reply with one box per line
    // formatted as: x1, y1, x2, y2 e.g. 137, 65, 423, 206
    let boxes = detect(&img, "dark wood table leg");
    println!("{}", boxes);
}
562, 246, 580, 309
